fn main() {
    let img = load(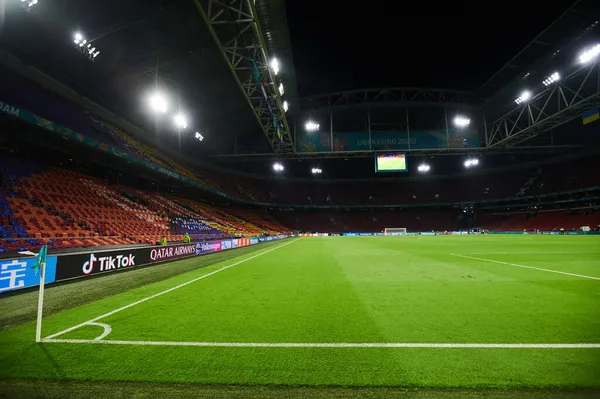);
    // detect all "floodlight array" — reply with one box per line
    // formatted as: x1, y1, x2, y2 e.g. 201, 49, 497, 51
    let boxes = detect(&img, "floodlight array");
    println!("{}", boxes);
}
579, 44, 600, 64
270, 57, 288, 114
195, 132, 204, 141
453, 116, 470, 127
21, 0, 38, 10
149, 93, 168, 114
273, 163, 284, 171
542, 72, 560, 86
513, 43, 599, 106
173, 114, 188, 129
305, 121, 320, 132
514, 90, 531, 104
417, 163, 430, 172
270, 58, 280, 75
311, 168, 322, 174
73, 33, 100, 60
464, 158, 479, 168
